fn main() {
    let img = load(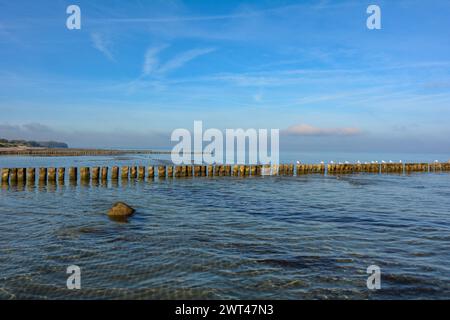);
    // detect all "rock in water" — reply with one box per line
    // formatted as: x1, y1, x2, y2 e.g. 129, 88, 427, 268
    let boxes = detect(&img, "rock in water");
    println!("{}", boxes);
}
107, 202, 135, 217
